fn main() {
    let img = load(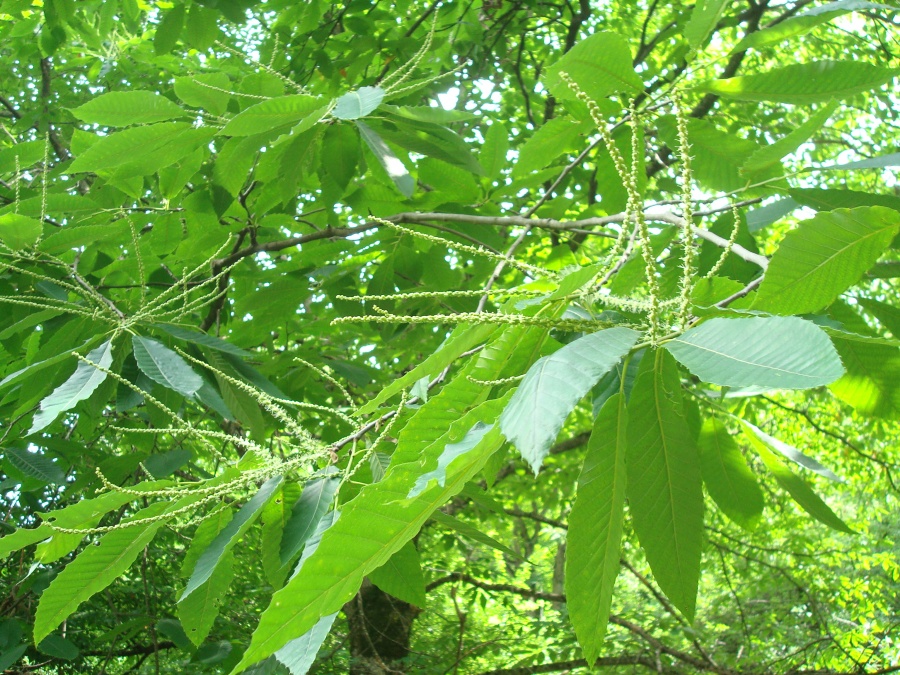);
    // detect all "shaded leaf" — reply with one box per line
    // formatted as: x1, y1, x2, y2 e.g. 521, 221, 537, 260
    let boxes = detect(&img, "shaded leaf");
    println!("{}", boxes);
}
367, 542, 427, 606
0, 214, 42, 250
685, 0, 730, 50
626, 350, 703, 621
182, 476, 284, 600
280, 471, 340, 565
356, 120, 414, 197
566, 394, 627, 664
4, 447, 65, 484
698, 418, 764, 531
